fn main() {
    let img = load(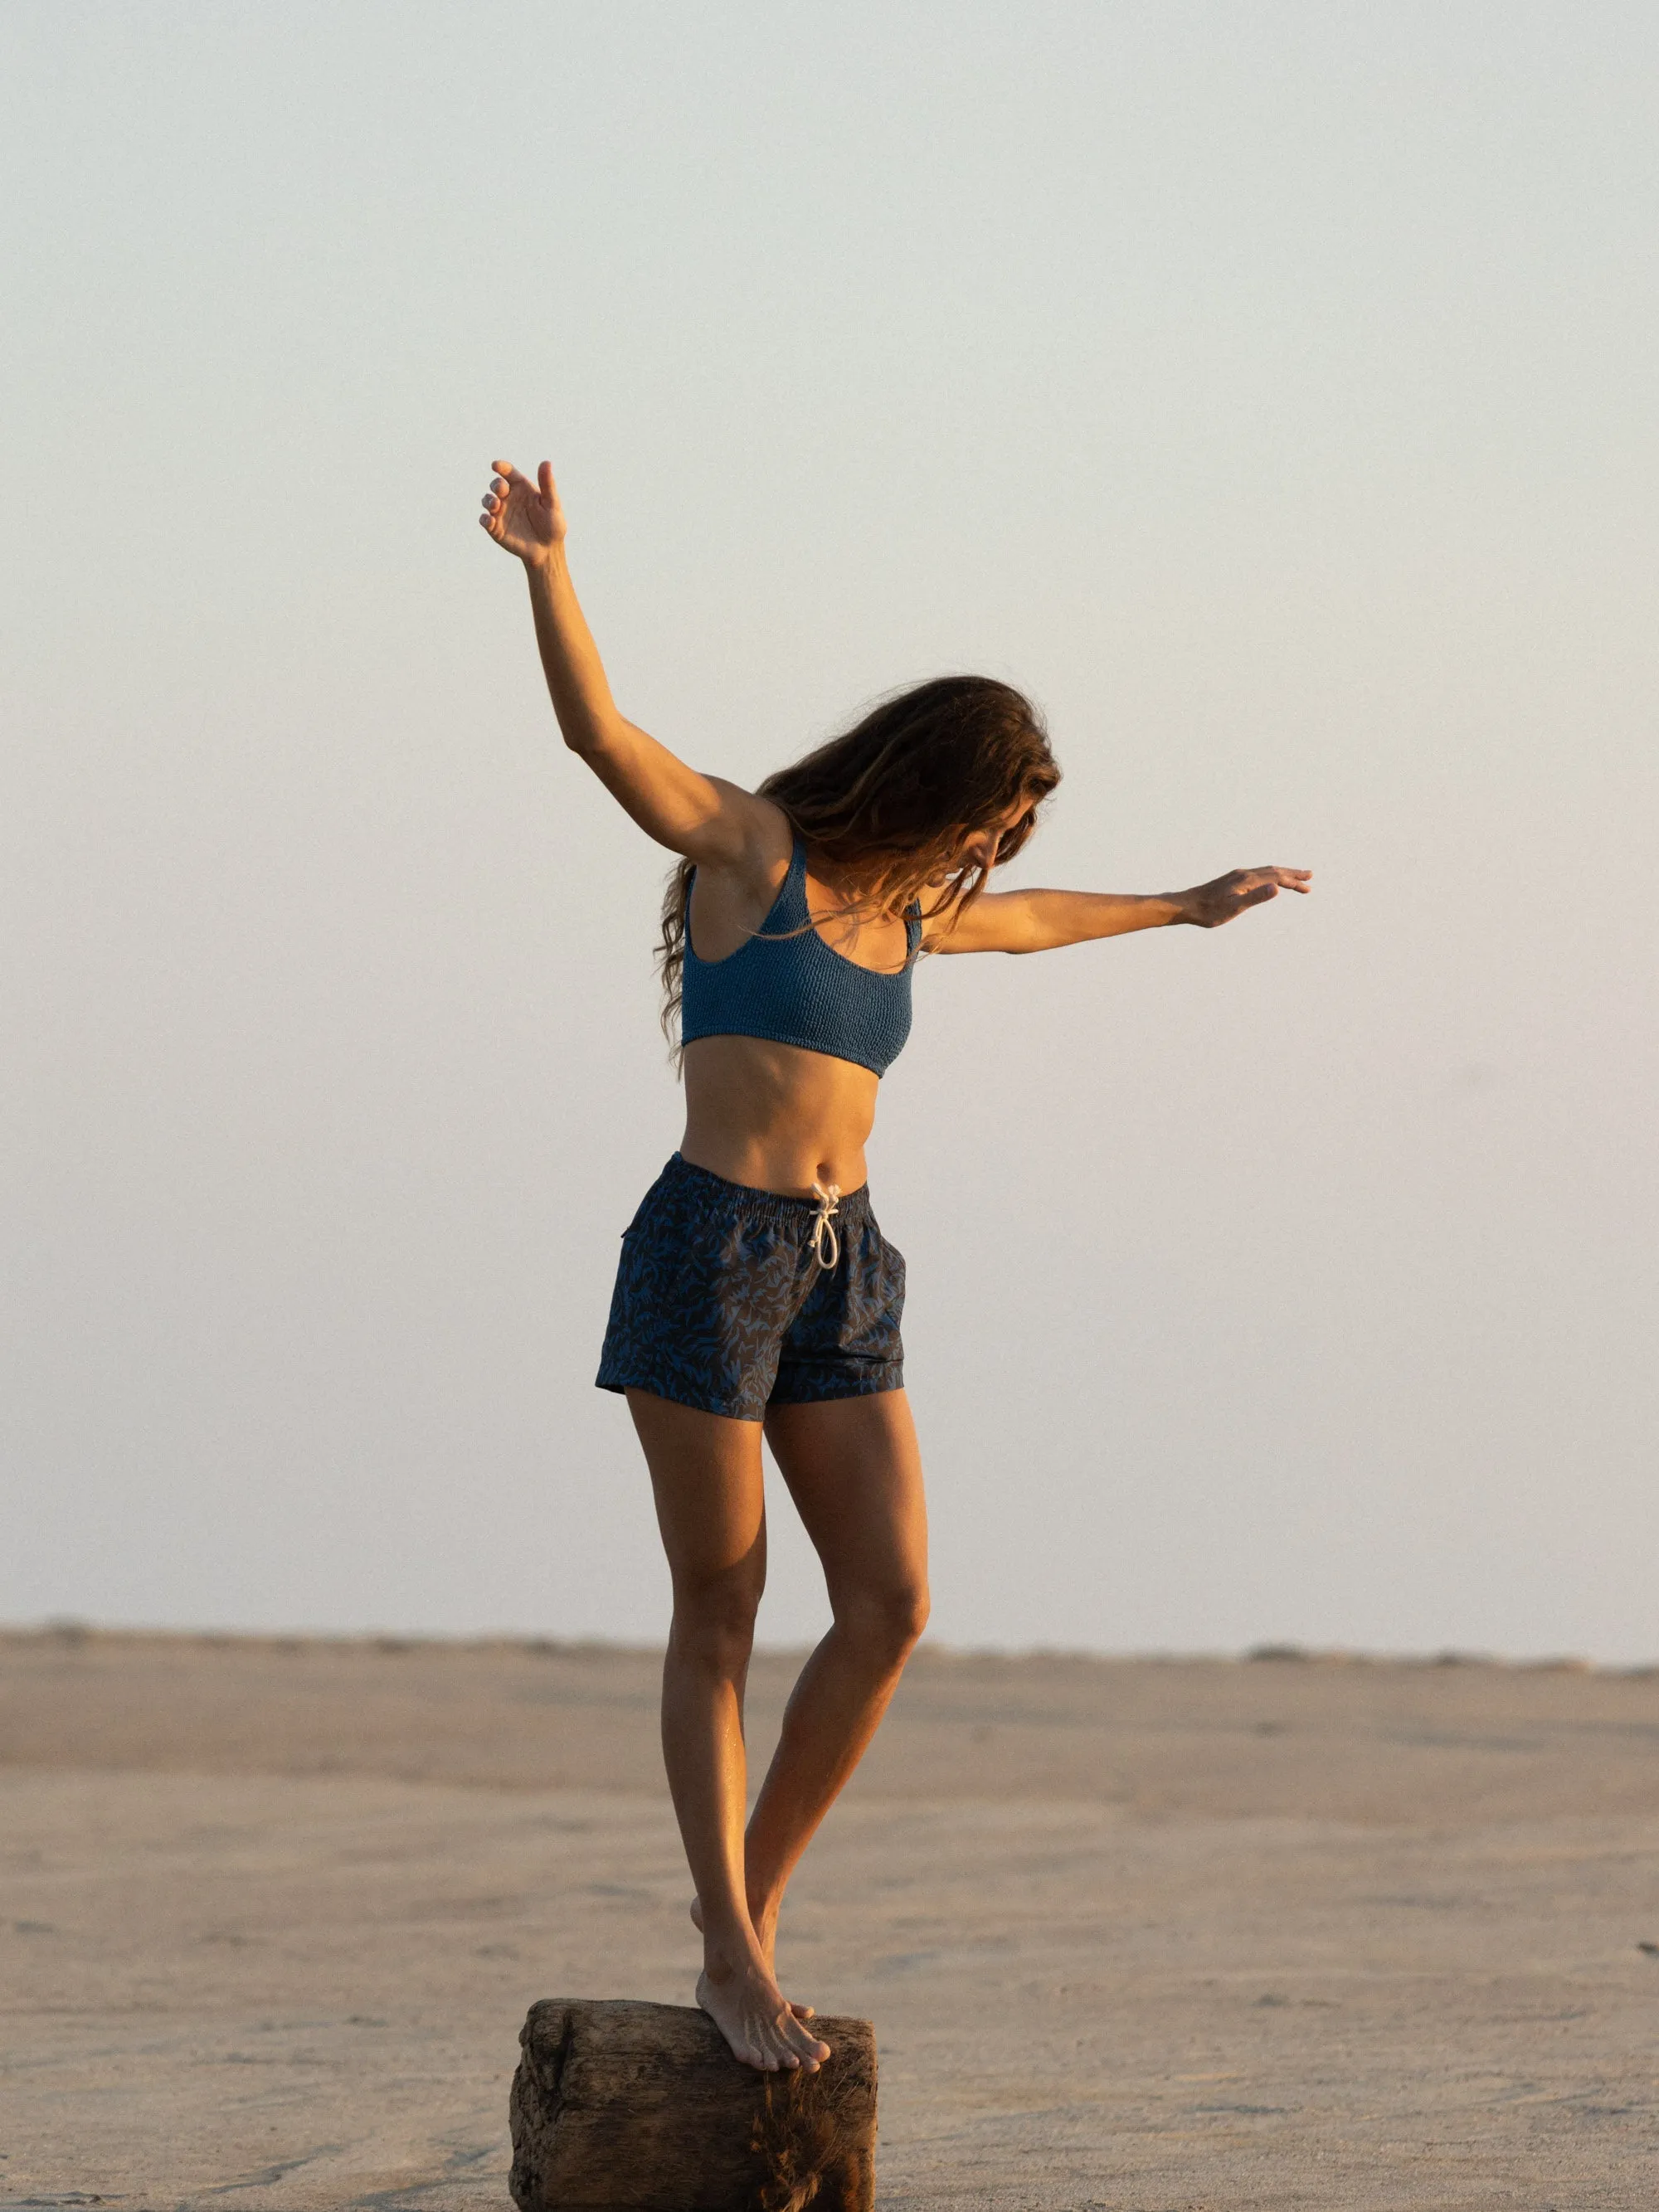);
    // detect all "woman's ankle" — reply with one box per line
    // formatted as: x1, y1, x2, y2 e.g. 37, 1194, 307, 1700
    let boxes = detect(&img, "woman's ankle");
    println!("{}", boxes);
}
700, 1918, 771, 1985
745, 1883, 783, 1954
